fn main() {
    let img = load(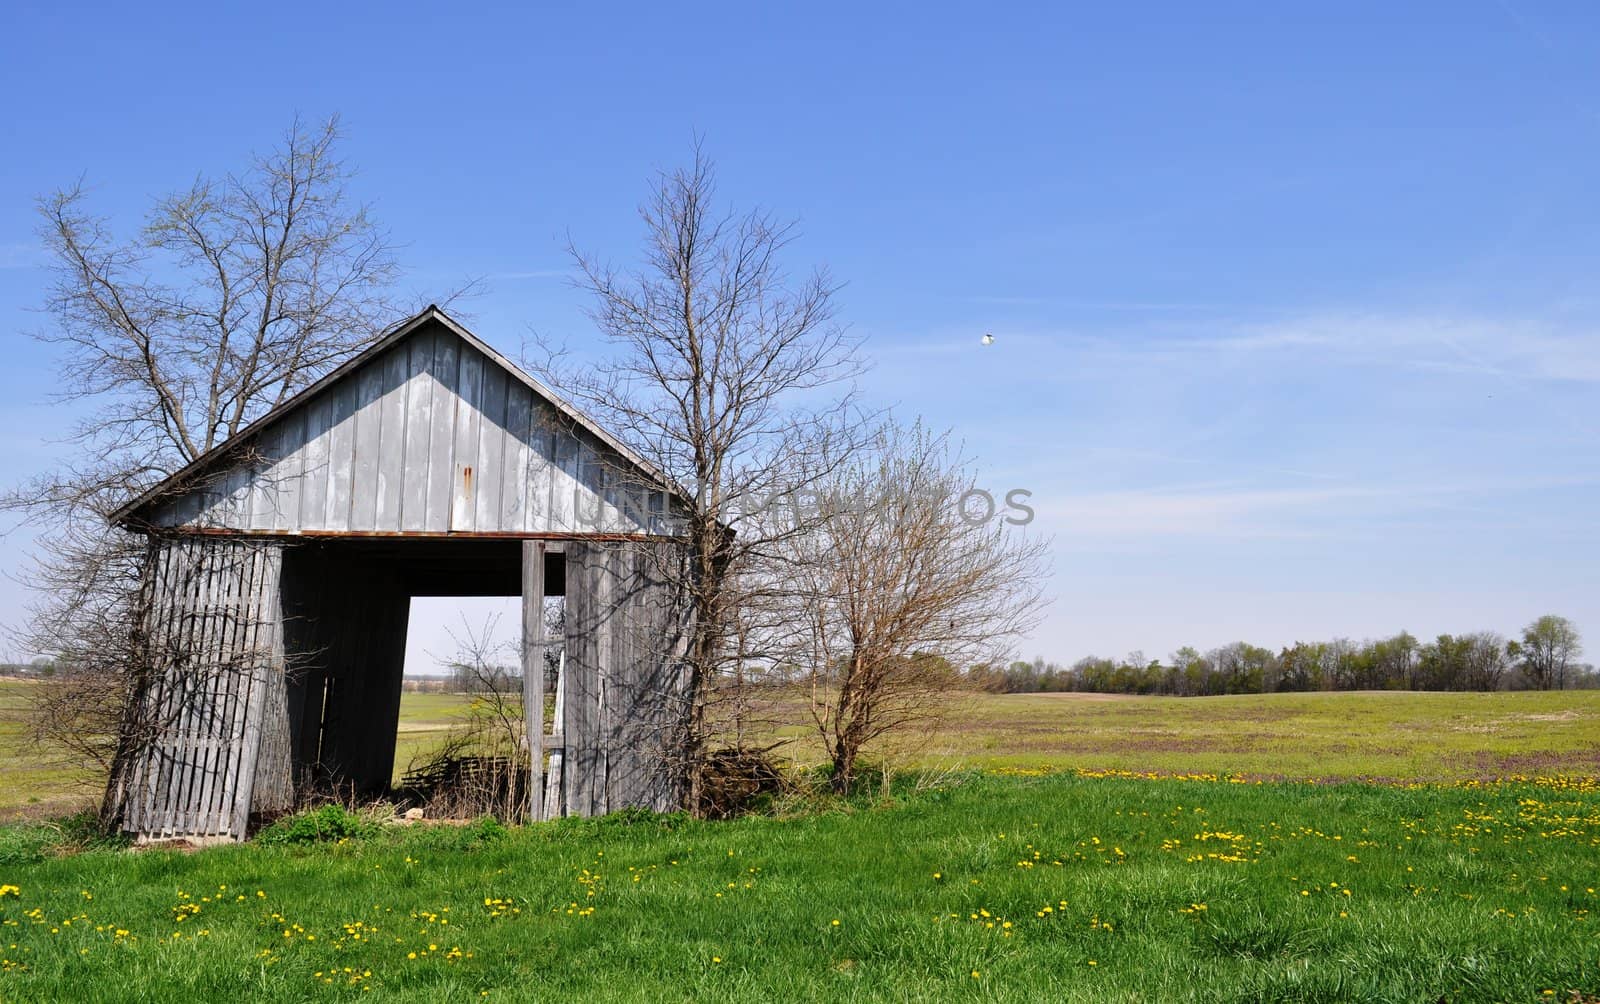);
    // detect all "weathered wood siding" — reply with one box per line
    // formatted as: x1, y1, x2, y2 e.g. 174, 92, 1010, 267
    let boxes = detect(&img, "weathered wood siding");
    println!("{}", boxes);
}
145, 322, 677, 536
108, 311, 698, 841
560, 540, 691, 816
111, 538, 285, 840
521, 540, 548, 822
